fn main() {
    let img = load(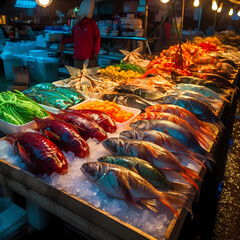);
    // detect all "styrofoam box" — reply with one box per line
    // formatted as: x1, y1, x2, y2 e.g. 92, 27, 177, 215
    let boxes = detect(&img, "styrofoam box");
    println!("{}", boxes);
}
70, 99, 141, 131
0, 116, 49, 134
